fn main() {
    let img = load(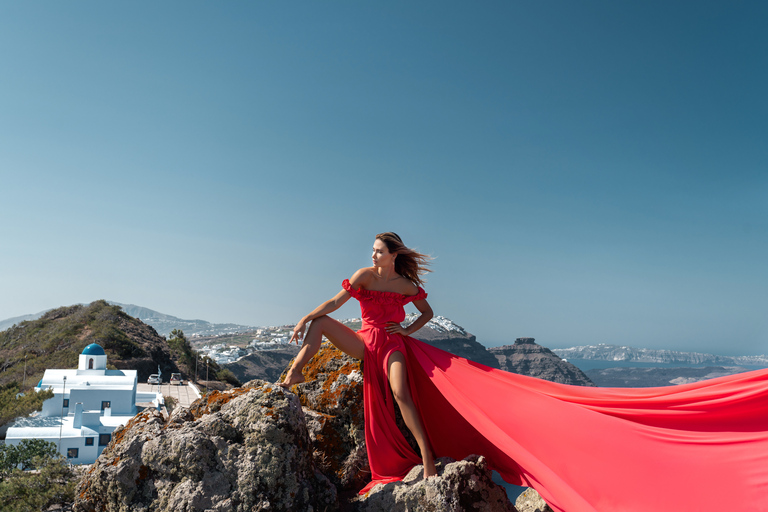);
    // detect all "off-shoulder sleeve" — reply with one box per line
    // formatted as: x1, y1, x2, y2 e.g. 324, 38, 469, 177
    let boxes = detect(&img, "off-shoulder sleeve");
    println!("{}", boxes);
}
404, 287, 428, 304
342, 279, 363, 299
